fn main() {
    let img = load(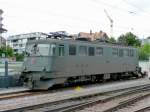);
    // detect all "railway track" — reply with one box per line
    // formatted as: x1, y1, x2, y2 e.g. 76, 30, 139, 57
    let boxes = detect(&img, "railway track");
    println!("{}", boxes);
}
73, 86, 150, 112
0, 78, 140, 101
61, 86, 150, 112
108, 90, 150, 112
0, 78, 150, 112
2, 84, 150, 112
101, 92, 150, 112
